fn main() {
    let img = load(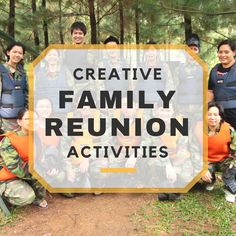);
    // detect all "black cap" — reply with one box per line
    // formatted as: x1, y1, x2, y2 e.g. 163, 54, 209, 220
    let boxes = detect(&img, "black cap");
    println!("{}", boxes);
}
186, 33, 200, 49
